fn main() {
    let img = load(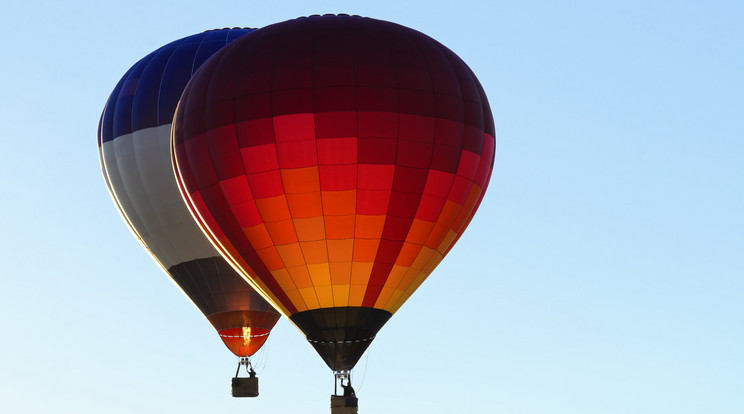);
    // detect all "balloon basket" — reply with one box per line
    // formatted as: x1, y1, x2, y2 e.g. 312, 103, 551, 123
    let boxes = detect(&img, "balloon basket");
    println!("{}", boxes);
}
330, 395, 358, 414
232, 357, 259, 397
232, 376, 259, 398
